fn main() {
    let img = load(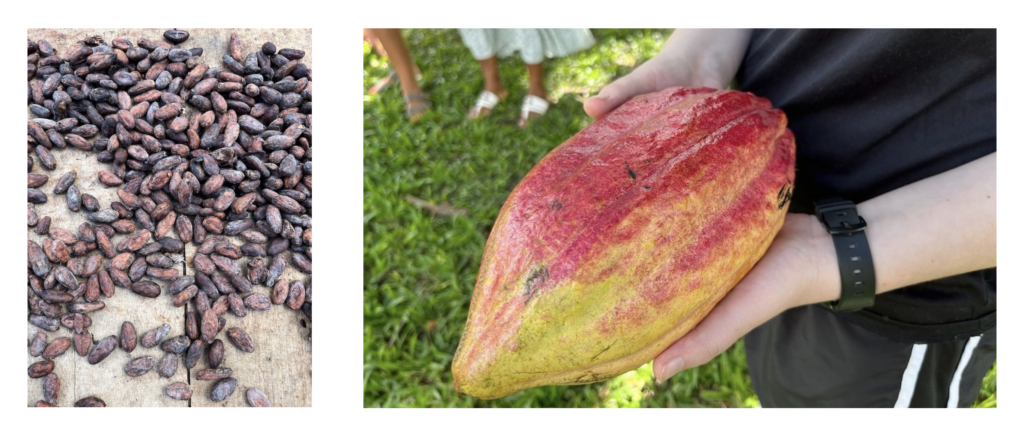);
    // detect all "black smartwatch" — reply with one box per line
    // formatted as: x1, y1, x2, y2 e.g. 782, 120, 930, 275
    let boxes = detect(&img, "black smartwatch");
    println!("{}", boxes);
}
813, 197, 876, 312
